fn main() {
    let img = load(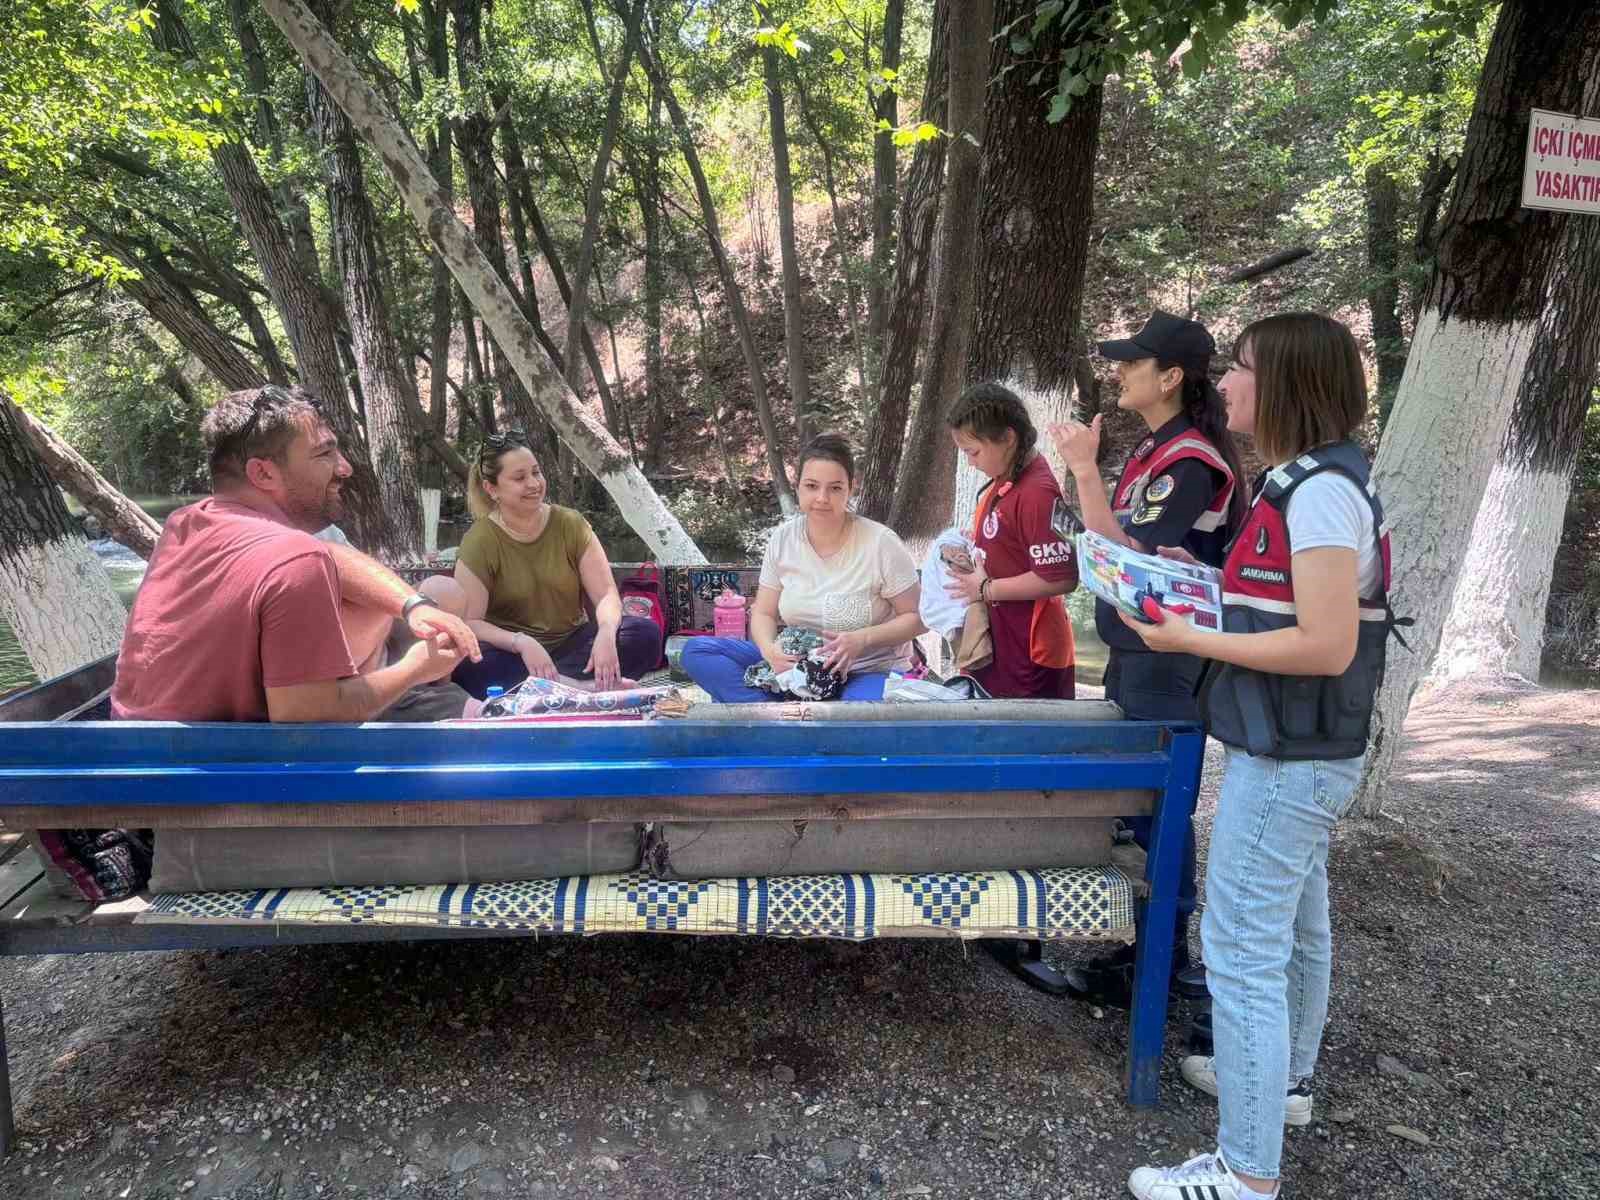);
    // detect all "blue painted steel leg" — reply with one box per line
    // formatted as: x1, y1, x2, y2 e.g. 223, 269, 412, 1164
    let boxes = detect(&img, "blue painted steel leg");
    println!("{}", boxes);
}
1, 982, 13, 1157
1126, 729, 1205, 1106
